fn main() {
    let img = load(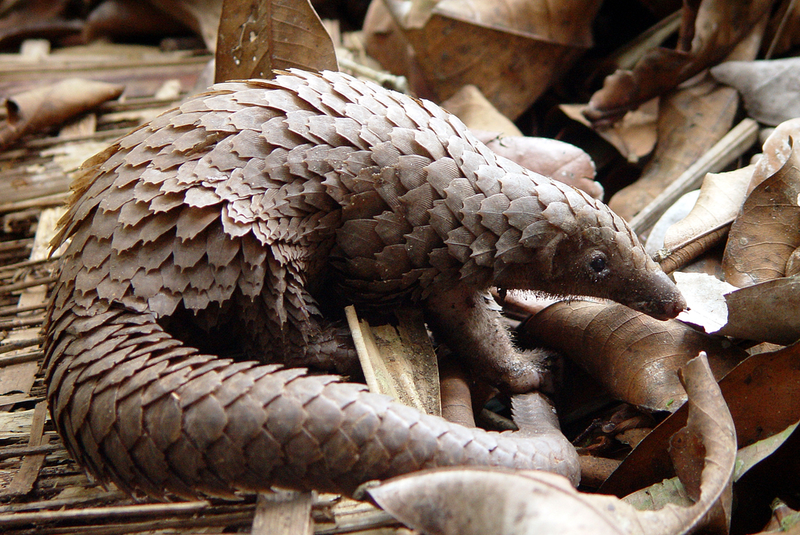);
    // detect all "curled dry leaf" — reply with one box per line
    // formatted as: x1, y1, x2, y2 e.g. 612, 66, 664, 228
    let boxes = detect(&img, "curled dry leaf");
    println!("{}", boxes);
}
364, 0, 603, 119
584, 0, 771, 127
711, 57, 800, 127
602, 342, 800, 497
368, 354, 735, 535
663, 165, 753, 251
561, 99, 658, 164
519, 300, 746, 411
470, 131, 602, 199
0, 79, 124, 150
749, 117, 800, 193
606, 18, 766, 221
715, 275, 800, 345
722, 138, 800, 287
215, 0, 338, 83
